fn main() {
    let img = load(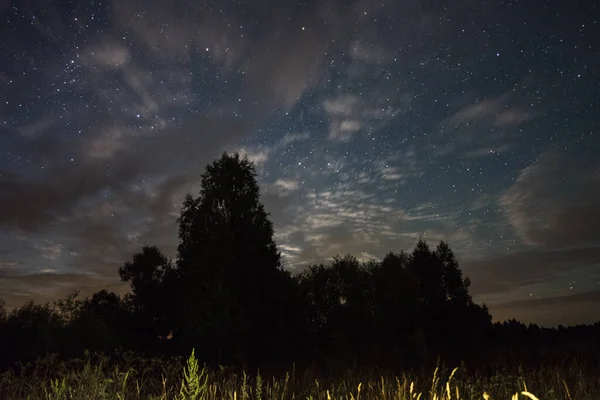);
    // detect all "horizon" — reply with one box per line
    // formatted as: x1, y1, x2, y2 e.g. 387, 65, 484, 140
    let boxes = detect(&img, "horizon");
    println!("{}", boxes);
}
1, 0, 599, 328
